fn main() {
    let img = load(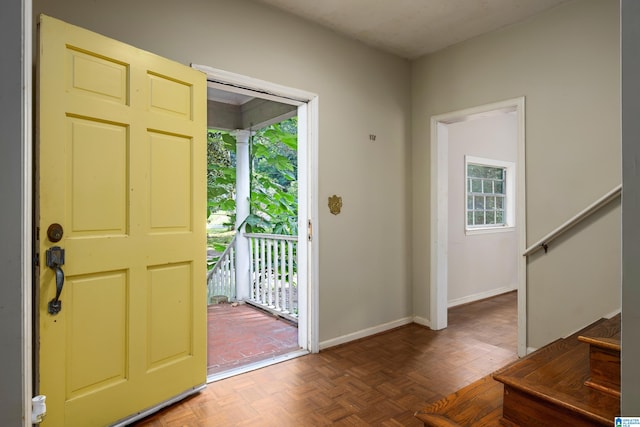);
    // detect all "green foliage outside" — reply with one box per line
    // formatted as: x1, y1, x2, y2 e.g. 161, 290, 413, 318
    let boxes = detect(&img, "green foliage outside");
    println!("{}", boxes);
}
246, 118, 298, 235
207, 117, 298, 263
